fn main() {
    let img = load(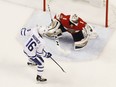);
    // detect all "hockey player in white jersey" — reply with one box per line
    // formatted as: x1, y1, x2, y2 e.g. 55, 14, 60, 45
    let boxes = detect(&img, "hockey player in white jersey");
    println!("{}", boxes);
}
20, 26, 52, 82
